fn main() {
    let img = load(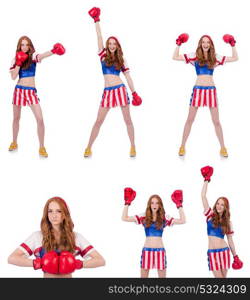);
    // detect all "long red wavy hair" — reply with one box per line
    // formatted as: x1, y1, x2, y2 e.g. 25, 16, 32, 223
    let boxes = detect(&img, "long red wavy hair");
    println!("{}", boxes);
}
196, 35, 217, 68
41, 197, 76, 253
212, 197, 231, 234
144, 195, 165, 230
104, 36, 125, 70
16, 36, 36, 70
